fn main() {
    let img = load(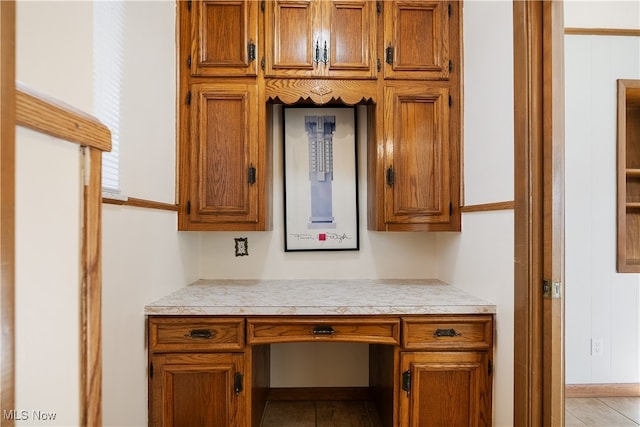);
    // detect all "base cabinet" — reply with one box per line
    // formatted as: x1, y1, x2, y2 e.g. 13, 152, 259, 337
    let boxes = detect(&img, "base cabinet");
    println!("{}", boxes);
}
149, 353, 246, 427
398, 352, 492, 427
147, 315, 493, 427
